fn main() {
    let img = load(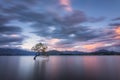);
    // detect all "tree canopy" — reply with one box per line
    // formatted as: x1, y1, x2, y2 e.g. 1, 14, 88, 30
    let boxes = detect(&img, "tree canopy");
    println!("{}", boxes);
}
31, 43, 48, 54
